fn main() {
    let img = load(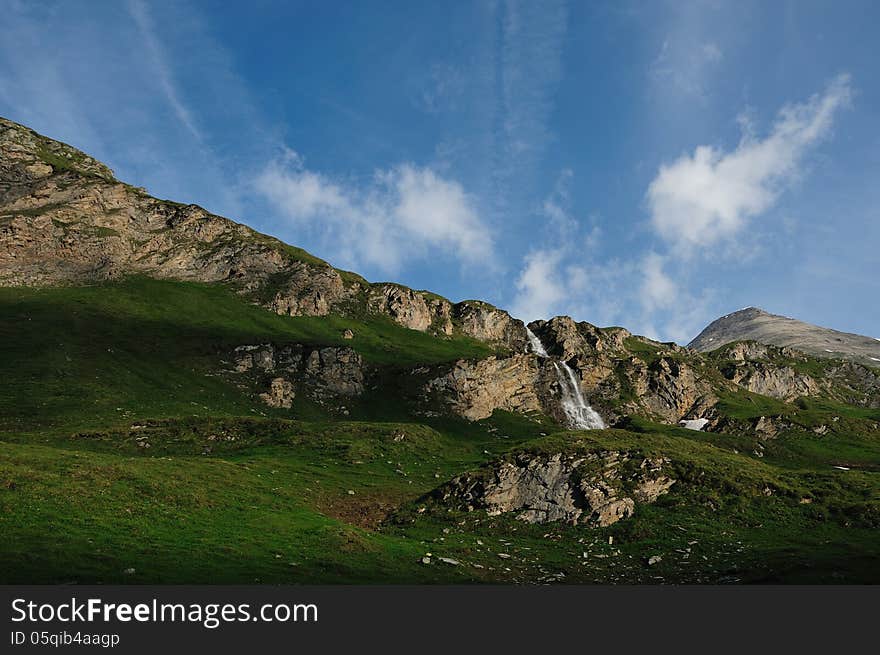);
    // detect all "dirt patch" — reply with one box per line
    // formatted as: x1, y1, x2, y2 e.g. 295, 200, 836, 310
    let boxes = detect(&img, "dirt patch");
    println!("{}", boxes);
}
318, 490, 410, 529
